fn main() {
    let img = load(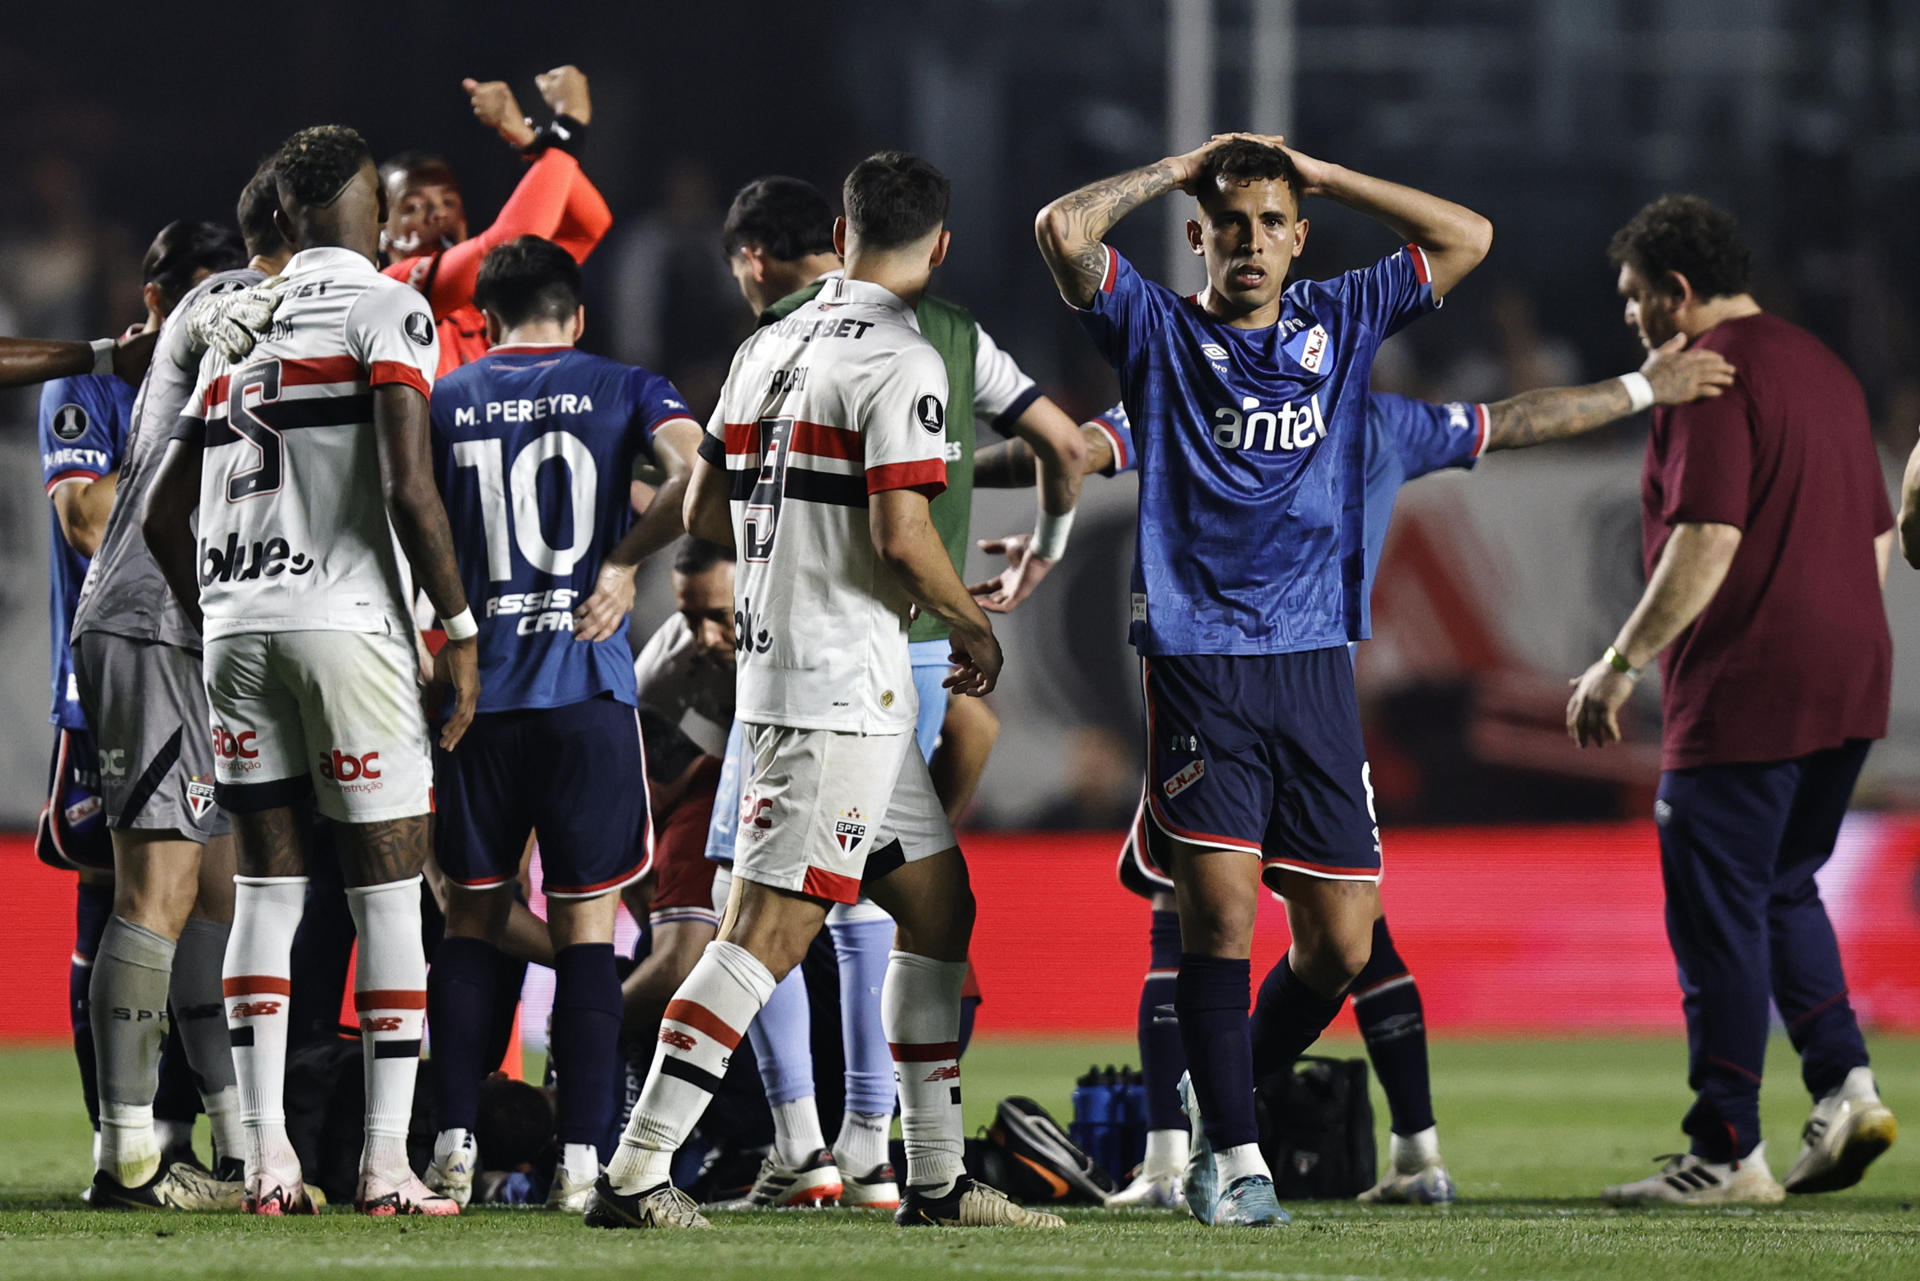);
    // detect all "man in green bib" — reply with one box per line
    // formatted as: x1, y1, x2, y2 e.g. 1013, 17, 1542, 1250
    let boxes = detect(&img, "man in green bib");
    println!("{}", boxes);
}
687, 175, 1087, 1210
